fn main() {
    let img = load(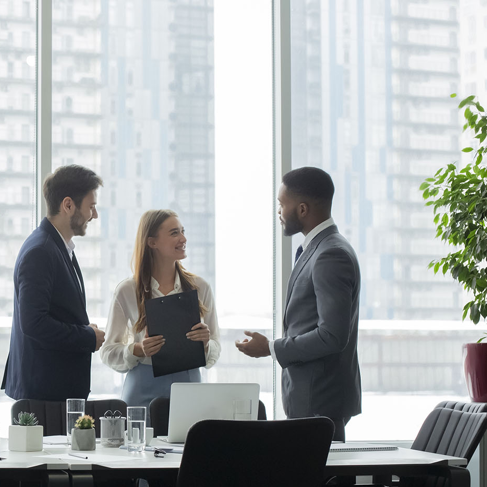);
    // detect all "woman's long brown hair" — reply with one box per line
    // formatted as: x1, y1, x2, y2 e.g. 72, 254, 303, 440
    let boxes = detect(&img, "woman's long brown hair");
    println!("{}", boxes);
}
132, 209, 207, 334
